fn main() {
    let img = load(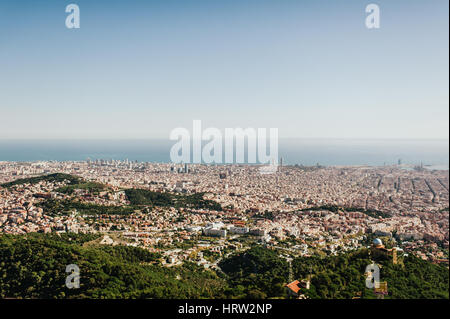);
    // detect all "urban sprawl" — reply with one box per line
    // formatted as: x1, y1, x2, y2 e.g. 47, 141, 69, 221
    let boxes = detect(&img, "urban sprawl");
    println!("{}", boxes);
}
0, 160, 448, 269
